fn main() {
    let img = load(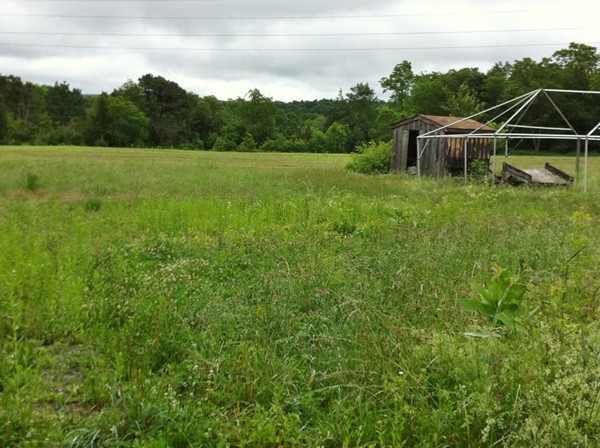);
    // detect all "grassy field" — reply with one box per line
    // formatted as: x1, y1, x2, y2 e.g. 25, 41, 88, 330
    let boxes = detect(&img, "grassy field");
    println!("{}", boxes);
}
1, 146, 600, 447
